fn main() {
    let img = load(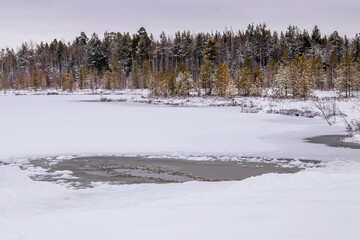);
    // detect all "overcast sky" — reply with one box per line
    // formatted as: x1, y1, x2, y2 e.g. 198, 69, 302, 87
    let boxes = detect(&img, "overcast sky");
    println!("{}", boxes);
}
0, 0, 359, 49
